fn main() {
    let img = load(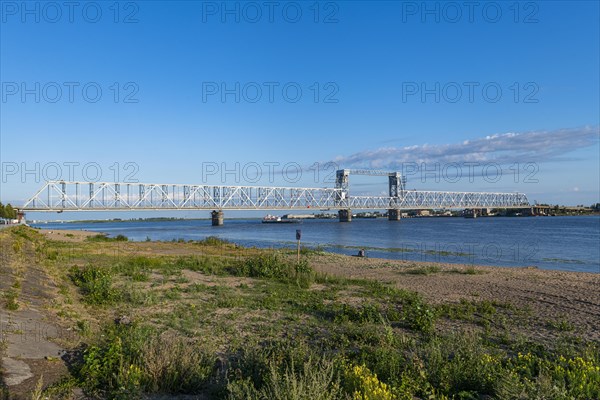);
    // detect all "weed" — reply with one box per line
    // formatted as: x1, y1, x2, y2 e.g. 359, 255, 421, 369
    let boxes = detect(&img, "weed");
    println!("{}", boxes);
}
78, 324, 214, 397
69, 265, 120, 305
4, 290, 19, 310
448, 267, 486, 275
235, 253, 315, 288
402, 265, 442, 275
86, 234, 128, 242
76, 320, 91, 336
29, 376, 45, 400
546, 318, 576, 332
402, 297, 436, 334
172, 255, 229, 275
113, 256, 162, 281
344, 363, 394, 400
199, 236, 230, 246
